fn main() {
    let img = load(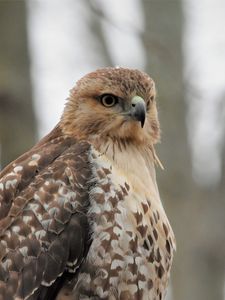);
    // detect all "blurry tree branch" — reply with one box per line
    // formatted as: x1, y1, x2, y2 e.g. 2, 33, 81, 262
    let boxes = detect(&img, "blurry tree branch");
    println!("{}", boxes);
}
90, 0, 174, 61
89, 0, 143, 35
85, 0, 114, 66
